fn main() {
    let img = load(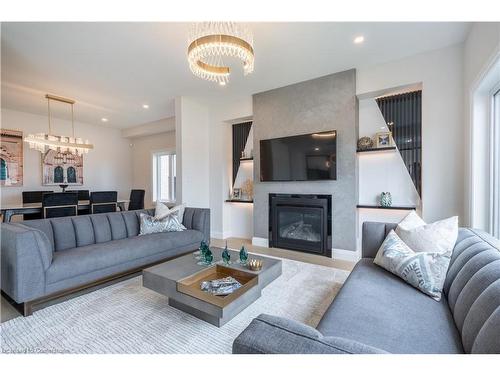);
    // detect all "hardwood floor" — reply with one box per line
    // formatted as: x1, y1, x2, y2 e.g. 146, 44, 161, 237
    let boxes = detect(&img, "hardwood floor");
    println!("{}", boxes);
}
211, 237, 355, 272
